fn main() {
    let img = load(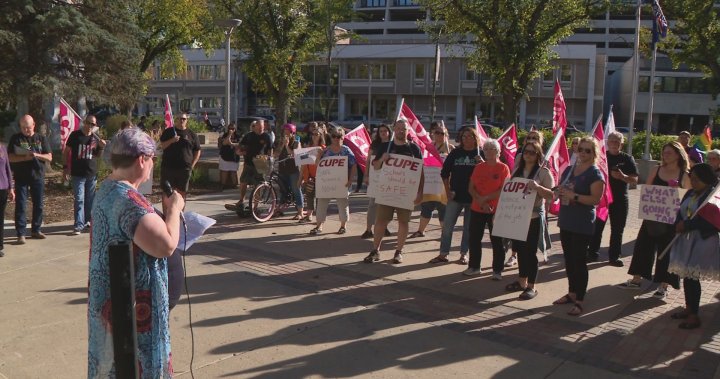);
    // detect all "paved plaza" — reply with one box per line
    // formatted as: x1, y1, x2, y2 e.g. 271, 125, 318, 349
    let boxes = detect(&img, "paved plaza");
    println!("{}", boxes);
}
1, 184, 719, 378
